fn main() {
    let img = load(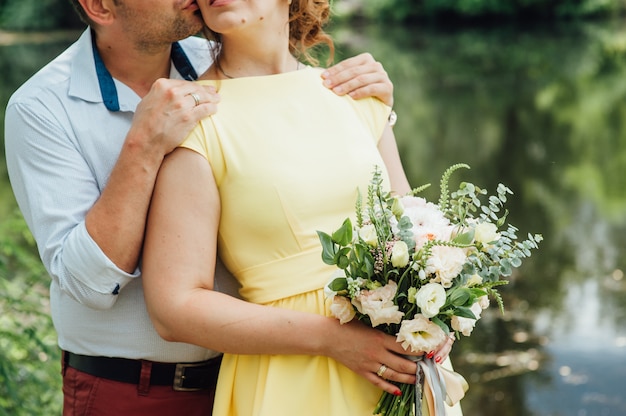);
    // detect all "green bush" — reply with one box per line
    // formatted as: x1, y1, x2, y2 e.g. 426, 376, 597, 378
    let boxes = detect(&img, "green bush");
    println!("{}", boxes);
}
0, 210, 62, 416
341, 0, 625, 21
0, 0, 82, 31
